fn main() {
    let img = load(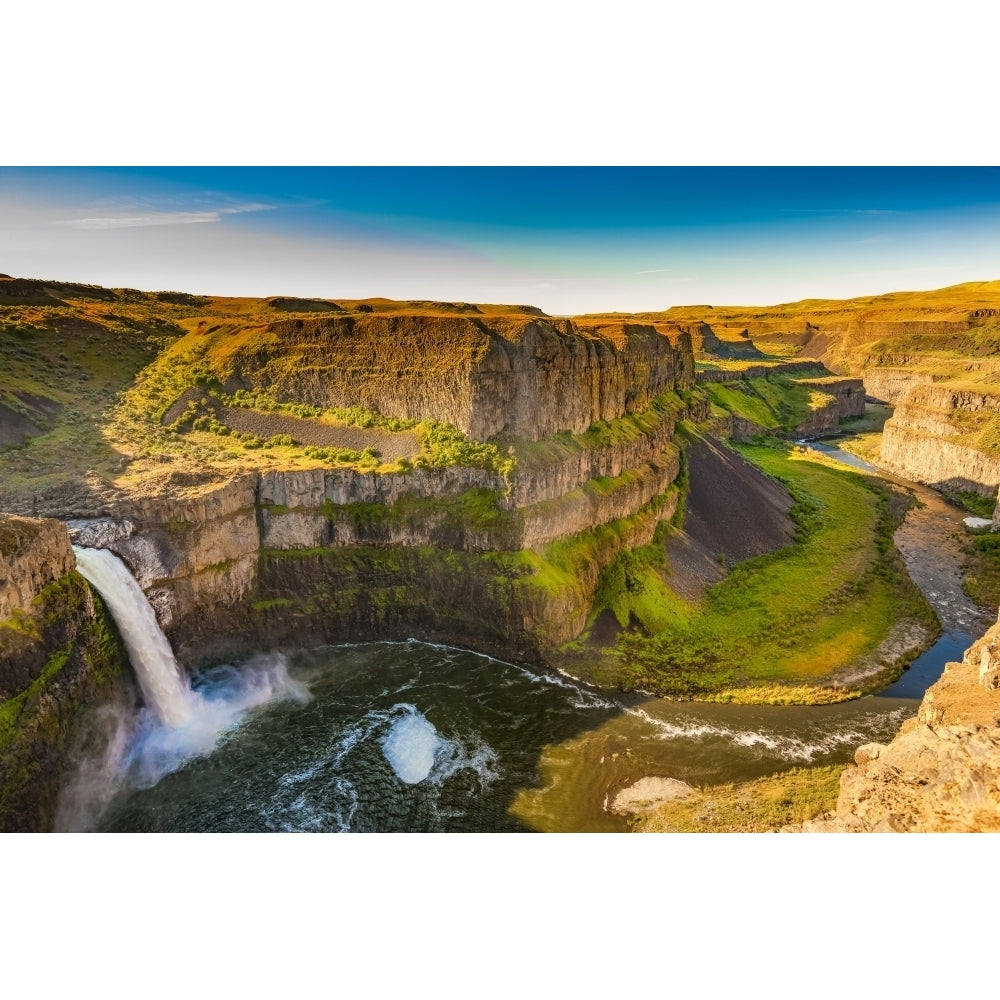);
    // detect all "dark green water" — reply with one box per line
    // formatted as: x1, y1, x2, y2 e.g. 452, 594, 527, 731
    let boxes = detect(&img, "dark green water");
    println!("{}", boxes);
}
91, 640, 920, 833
